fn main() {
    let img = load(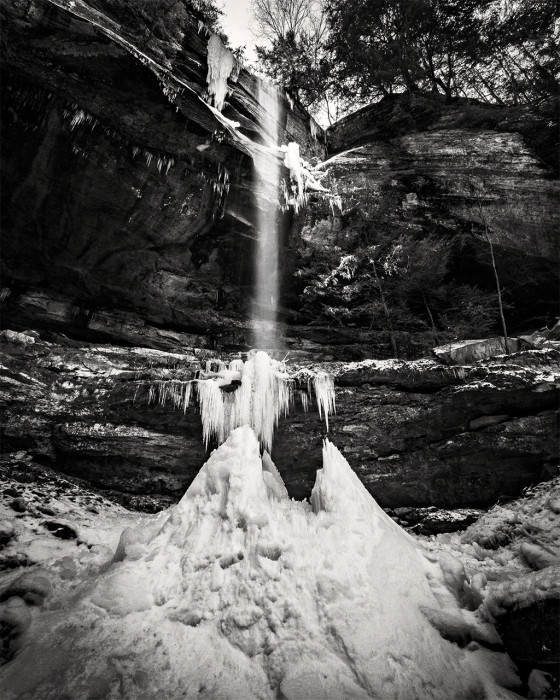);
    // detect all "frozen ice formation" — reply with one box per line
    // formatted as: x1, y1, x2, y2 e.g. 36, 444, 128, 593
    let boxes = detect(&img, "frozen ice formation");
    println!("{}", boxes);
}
149, 351, 336, 451
0, 427, 521, 699
281, 142, 333, 212
206, 34, 238, 111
